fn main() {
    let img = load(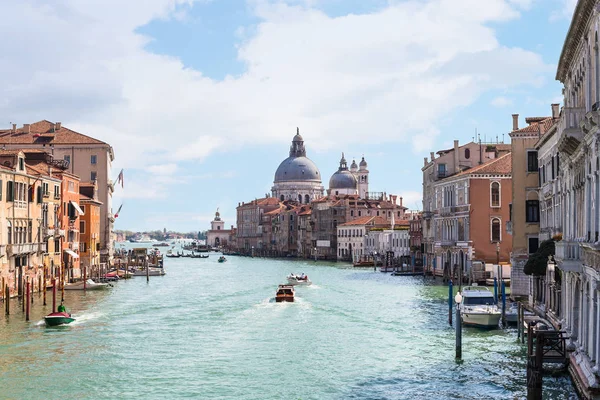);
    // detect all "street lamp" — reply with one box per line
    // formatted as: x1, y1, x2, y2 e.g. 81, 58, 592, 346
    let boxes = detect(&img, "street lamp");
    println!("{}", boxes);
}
314, 247, 317, 262
455, 291, 462, 359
